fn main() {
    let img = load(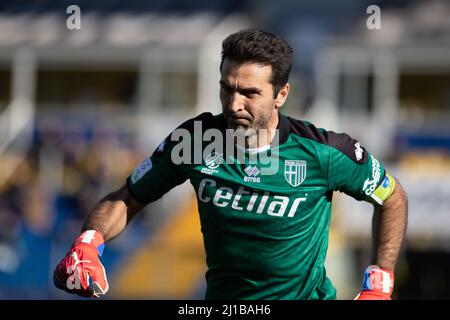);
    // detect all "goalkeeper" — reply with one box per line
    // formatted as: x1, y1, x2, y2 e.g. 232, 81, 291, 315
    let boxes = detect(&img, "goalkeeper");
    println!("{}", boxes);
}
54, 29, 408, 300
